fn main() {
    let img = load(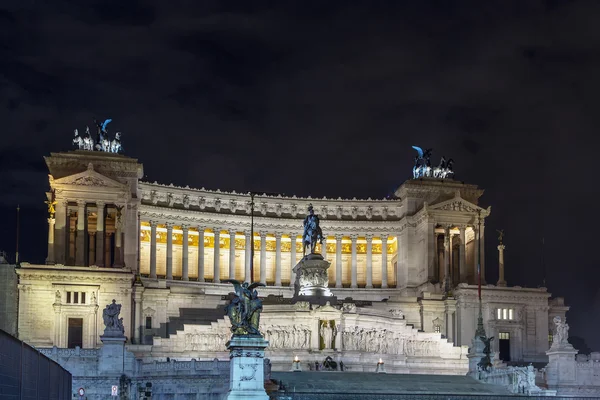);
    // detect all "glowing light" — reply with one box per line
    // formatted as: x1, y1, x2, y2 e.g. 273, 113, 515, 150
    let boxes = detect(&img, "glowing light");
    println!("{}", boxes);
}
294, 355, 299, 362
378, 358, 383, 364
